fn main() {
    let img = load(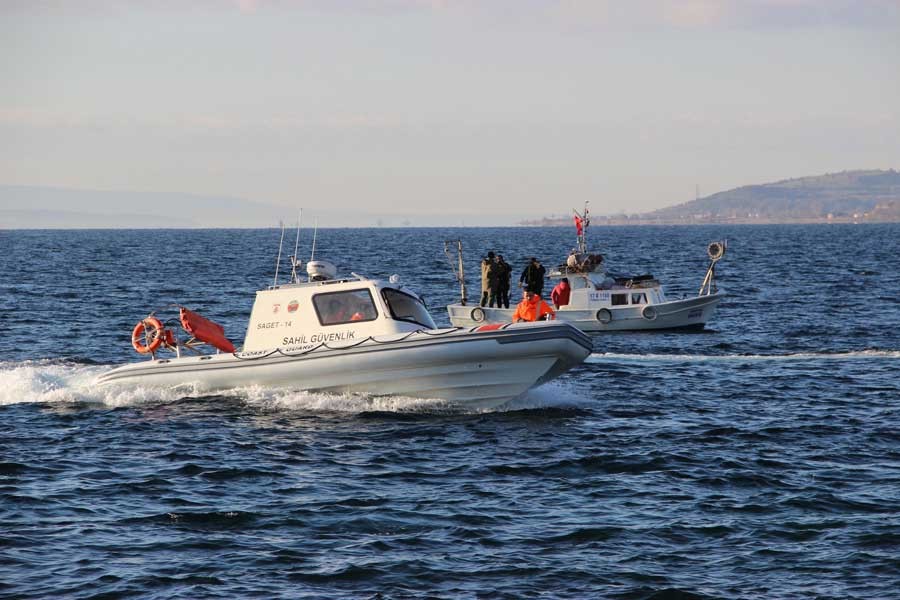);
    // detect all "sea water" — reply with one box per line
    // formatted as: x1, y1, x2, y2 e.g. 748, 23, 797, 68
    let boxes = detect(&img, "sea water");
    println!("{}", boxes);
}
1, 225, 898, 599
